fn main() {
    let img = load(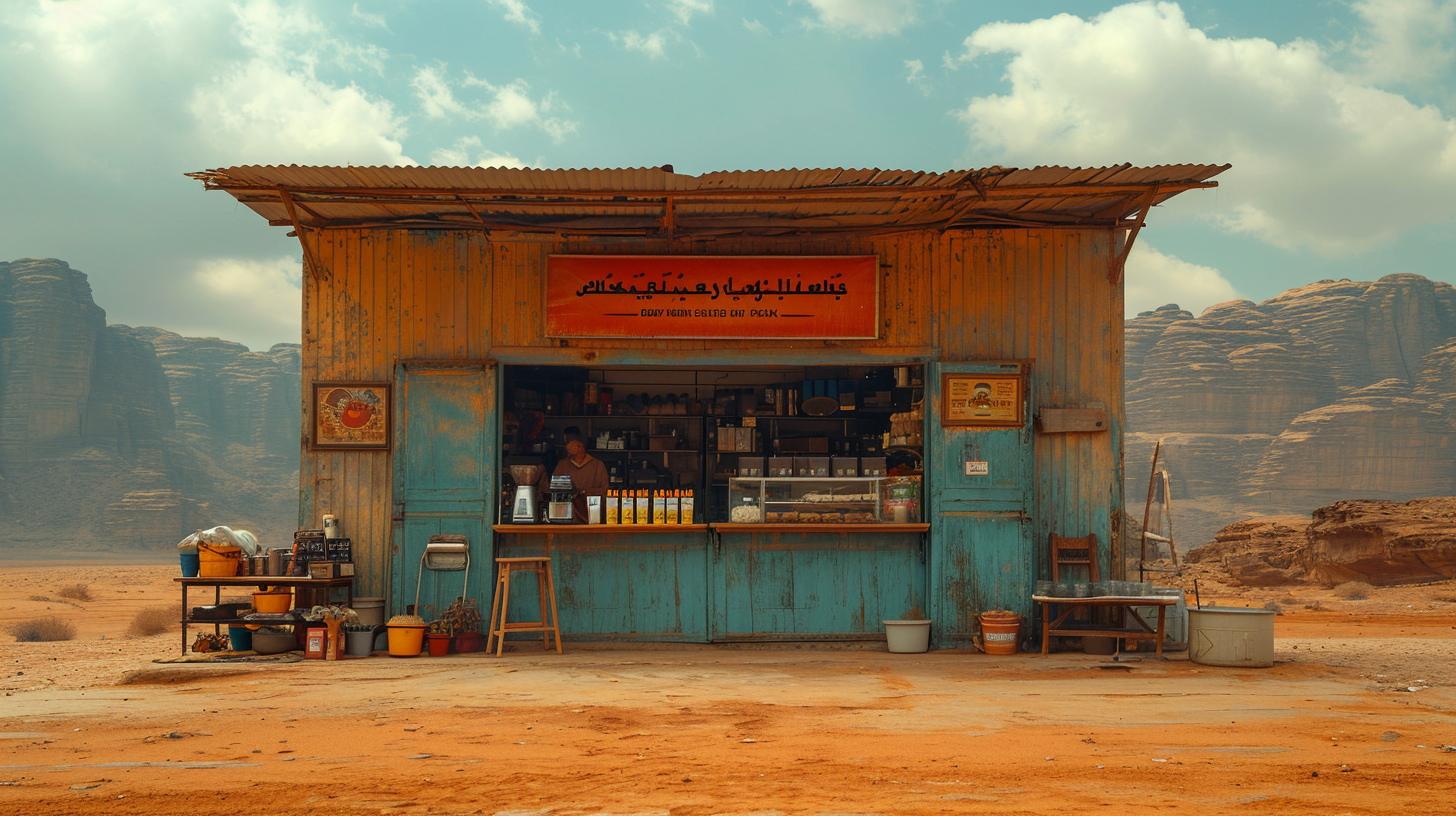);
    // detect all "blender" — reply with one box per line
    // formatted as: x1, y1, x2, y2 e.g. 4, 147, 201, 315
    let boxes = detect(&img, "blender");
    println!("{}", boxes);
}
508, 463, 545, 523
